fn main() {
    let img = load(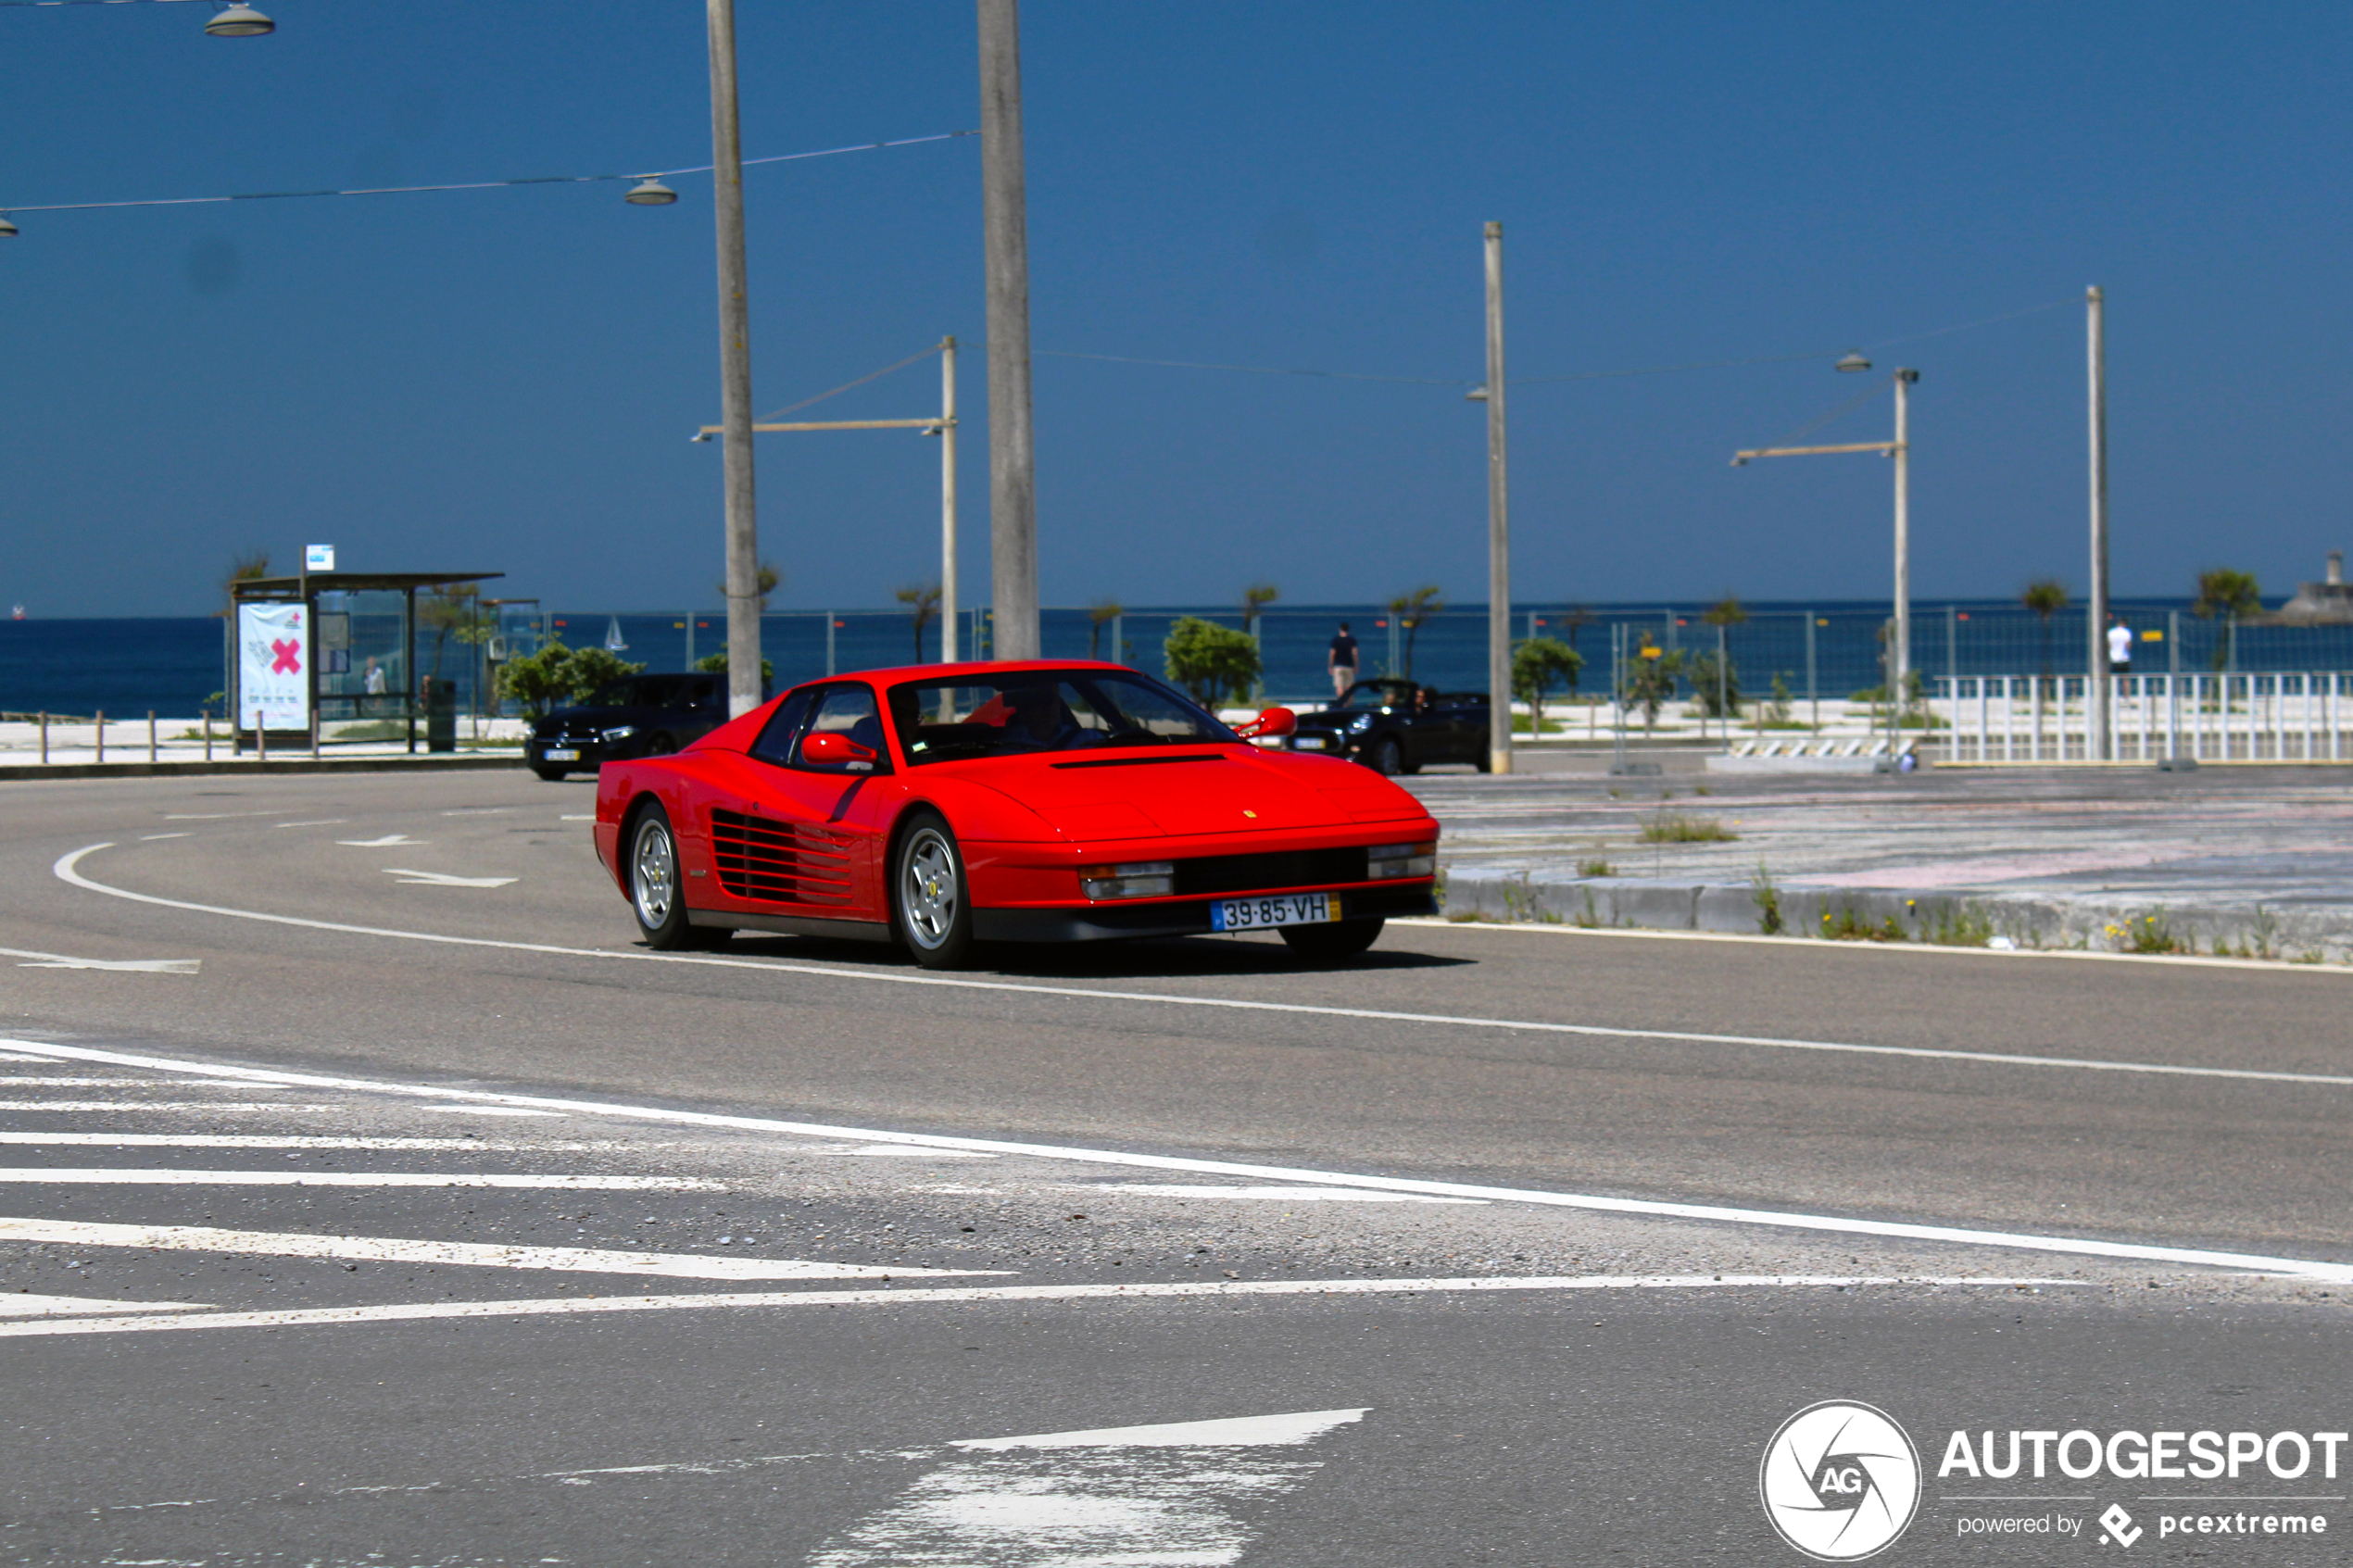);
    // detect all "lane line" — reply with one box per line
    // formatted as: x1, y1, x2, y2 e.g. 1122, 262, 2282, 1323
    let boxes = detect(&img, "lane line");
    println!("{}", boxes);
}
0, 1273, 2075, 1338
0, 1078, 288, 1088
6, 1038, 2347, 1282
0, 944, 198, 974
0, 1219, 1009, 1280
0, 1169, 723, 1189
954, 1408, 1365, 1449
1079, 1185, 1484, 1204
0, 1292, 208, 1319
0, 1101, 342, 1112
52, 844, 2353, 1091
0, 1134, 649, 1149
